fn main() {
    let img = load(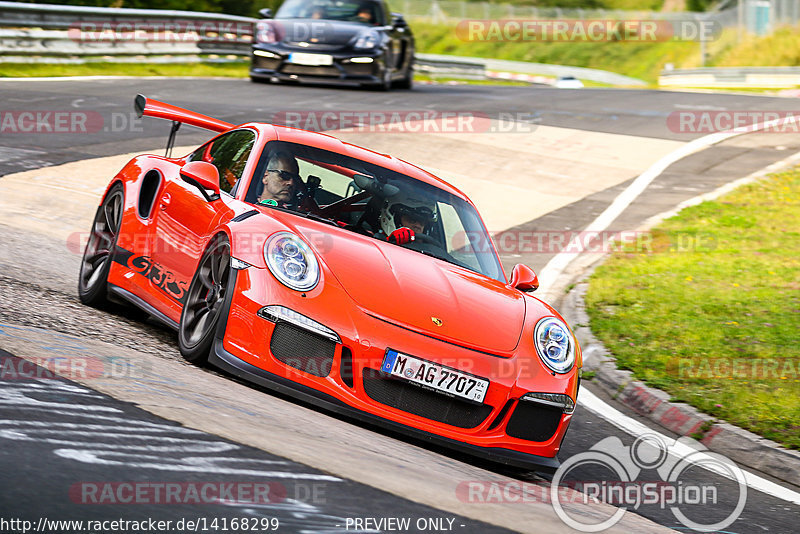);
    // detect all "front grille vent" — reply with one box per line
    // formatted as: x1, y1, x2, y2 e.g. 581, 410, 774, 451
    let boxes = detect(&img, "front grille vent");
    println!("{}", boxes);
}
362, 368, 492, 429
505, 400, 563, 442
270, 322, 335, 377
